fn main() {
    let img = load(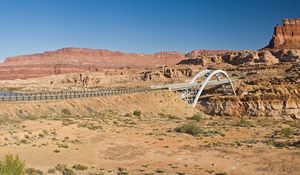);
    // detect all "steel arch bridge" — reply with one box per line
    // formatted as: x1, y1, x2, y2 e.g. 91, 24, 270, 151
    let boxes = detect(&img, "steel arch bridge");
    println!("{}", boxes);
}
0, 69, 236, 105
151, 69, 236, 107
